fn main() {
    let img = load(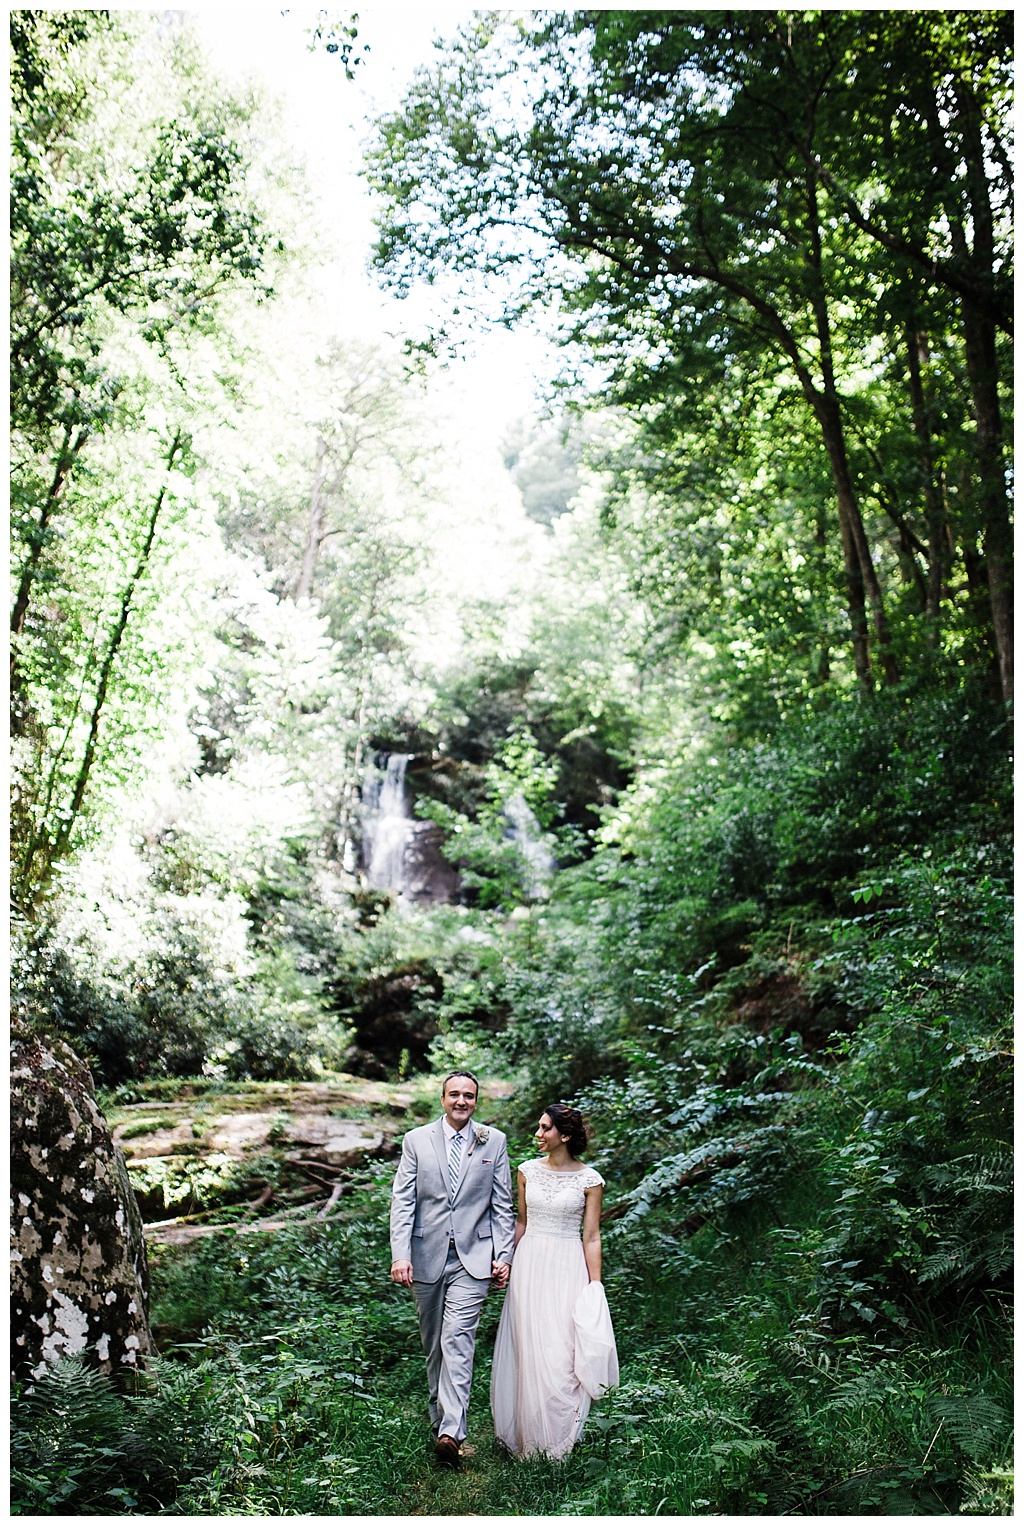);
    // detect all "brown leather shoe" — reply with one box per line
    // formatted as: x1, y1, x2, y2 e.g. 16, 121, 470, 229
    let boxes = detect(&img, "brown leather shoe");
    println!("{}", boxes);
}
434, 1434, 462, 1468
